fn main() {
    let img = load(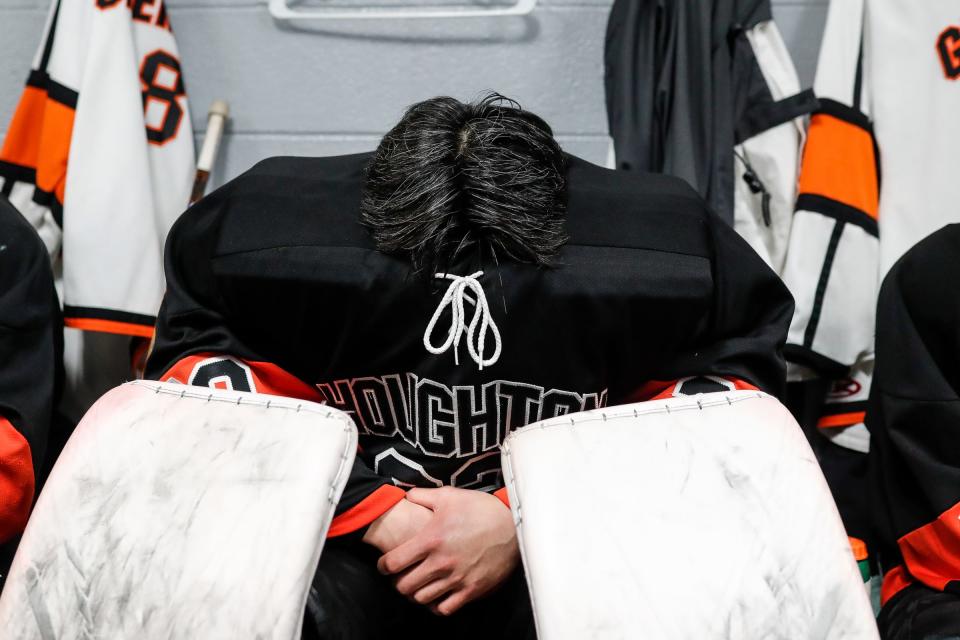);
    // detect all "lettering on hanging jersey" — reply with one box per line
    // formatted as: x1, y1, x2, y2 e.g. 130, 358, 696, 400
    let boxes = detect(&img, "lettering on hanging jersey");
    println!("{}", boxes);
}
96, 0, 171, 30
0, 0, 195, 338
937, 24, 960, 78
